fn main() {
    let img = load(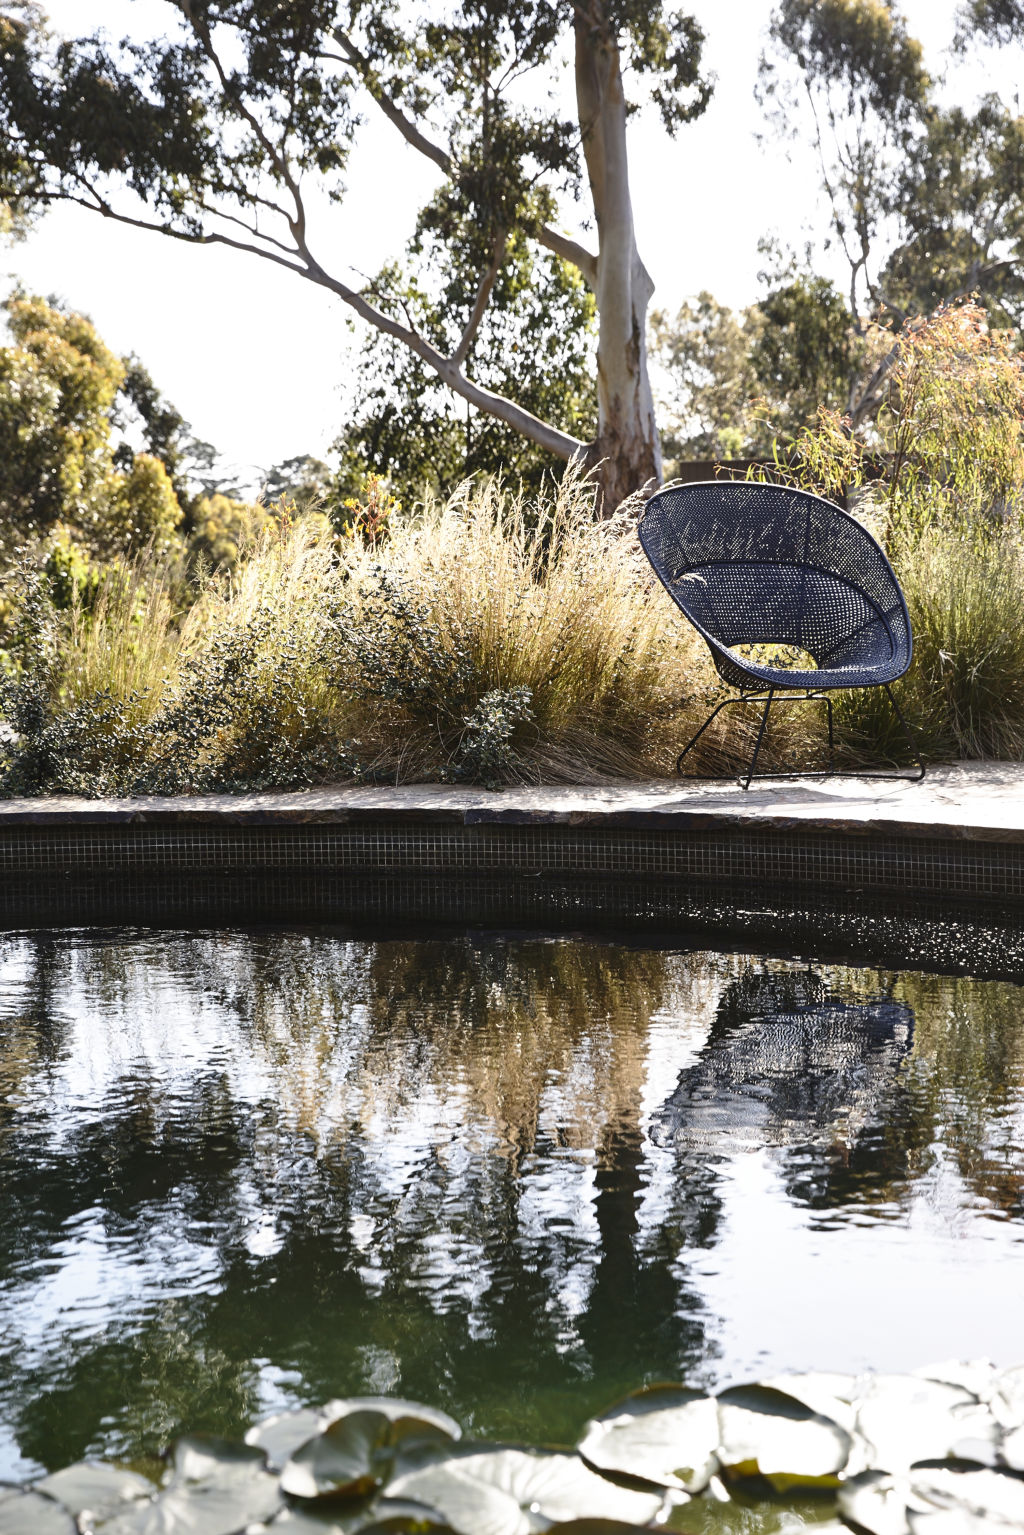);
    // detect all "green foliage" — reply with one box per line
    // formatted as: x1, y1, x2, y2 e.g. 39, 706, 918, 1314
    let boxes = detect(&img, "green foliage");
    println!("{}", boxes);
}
0, 0, 713, 502
652, 273, 857, 461
0, 475, 709, 795
0, 289, 124, 542
877, 299, 1024, 532
186, 493, 283, 575
883, 97, 1024, 328
336, 243, 597, 499
750, 272, 860, 428
955, 0, 1024, 45
651, 292, 762, 460
761, 0, 931, 329
0, 290, 187, 559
